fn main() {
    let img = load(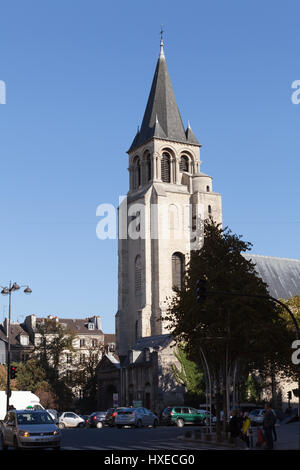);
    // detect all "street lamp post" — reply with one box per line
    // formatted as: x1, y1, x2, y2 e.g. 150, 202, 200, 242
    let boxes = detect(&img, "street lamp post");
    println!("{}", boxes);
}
1, 282, 32, 414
